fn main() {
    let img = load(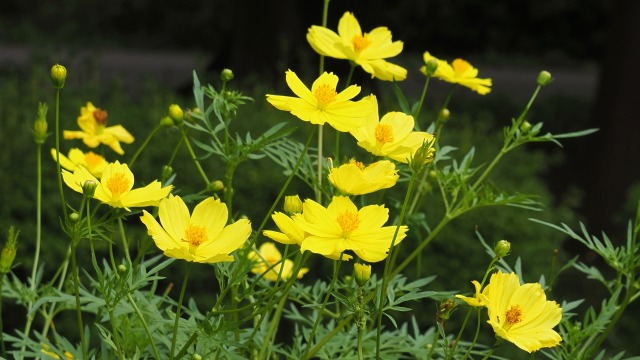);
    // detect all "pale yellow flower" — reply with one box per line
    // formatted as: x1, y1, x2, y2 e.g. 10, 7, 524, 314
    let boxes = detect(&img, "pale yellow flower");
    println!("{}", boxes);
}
307, 12, 407, 81
51, 148, 108, 178
266, 70, 373, 132
421, 52, 492, 95
140, 195, 251, 263
62, 161, 172, 211
248, 242, 309, 281
63, 102, 134, 155
328, 159, 398, 195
